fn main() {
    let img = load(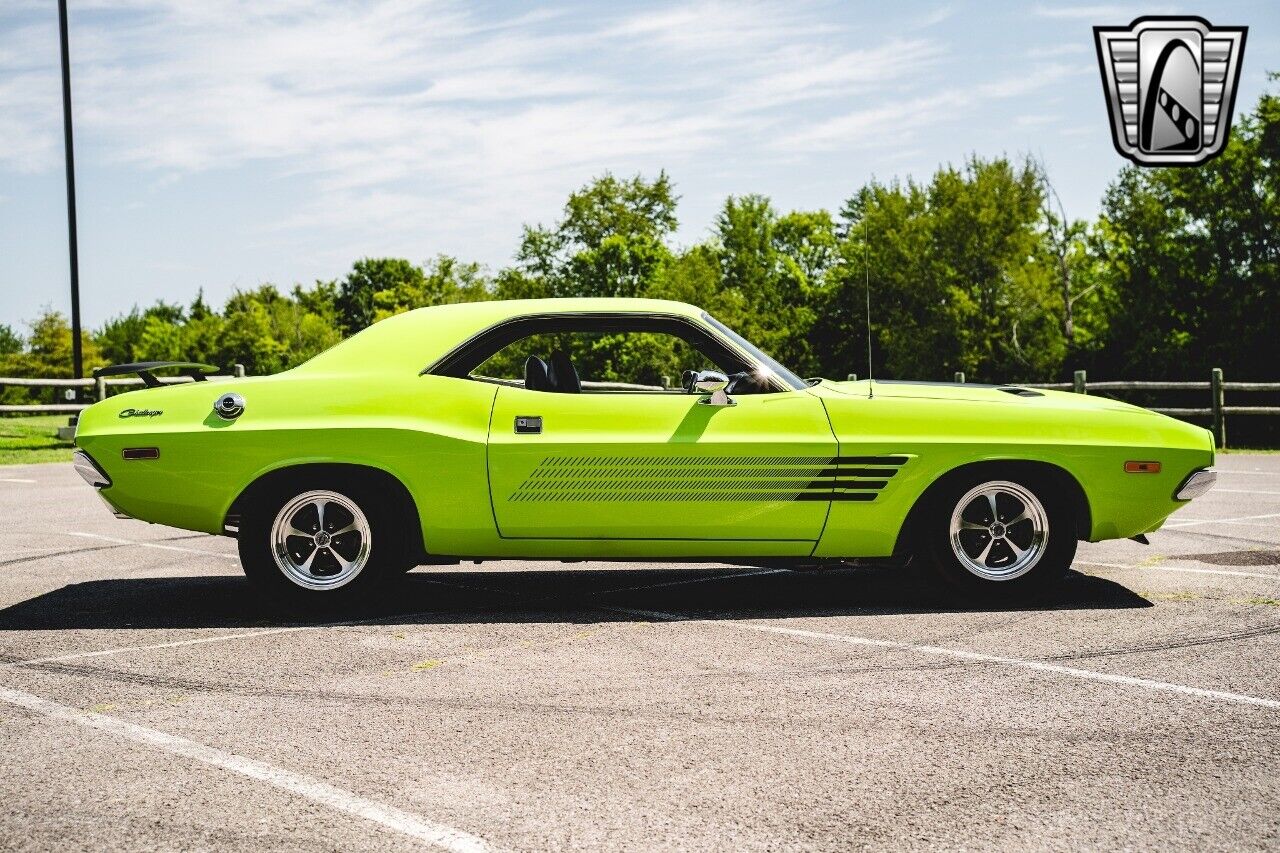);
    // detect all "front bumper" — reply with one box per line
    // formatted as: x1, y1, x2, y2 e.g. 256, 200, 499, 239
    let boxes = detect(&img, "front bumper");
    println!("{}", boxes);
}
1175, 468, 1217, 501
